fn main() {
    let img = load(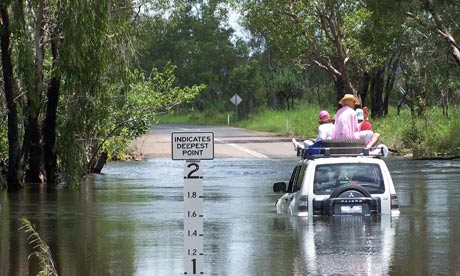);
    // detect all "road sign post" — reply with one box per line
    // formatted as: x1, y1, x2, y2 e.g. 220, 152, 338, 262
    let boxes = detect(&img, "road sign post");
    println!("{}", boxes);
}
229, 94, 242, 121
172, 132, 214, 275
